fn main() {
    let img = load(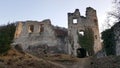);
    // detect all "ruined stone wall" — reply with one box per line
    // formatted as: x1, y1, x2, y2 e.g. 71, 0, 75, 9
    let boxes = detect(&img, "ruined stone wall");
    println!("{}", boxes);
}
13, 7, 101, 57
14, 19, 68, 54
68, 7, 102, 56
14, 22, 23, 38
112, 22, 120, 56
